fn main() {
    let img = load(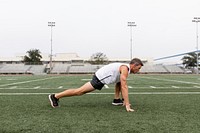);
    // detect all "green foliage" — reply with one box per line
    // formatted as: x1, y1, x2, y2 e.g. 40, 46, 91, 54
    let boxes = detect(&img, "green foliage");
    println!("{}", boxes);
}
182, 52, 199, 68
89, 52, 108, 64
23, 49, 43, 65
